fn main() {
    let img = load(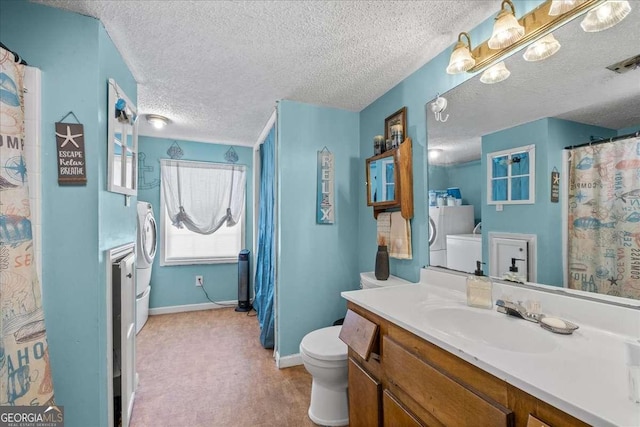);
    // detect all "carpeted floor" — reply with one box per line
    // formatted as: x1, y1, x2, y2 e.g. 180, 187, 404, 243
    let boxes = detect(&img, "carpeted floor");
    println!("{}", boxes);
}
129, 308, 316, 427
